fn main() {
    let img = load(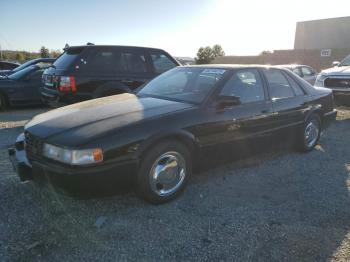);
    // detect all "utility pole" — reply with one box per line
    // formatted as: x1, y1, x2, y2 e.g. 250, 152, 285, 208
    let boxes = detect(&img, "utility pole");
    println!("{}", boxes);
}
0, 43, 3, 60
